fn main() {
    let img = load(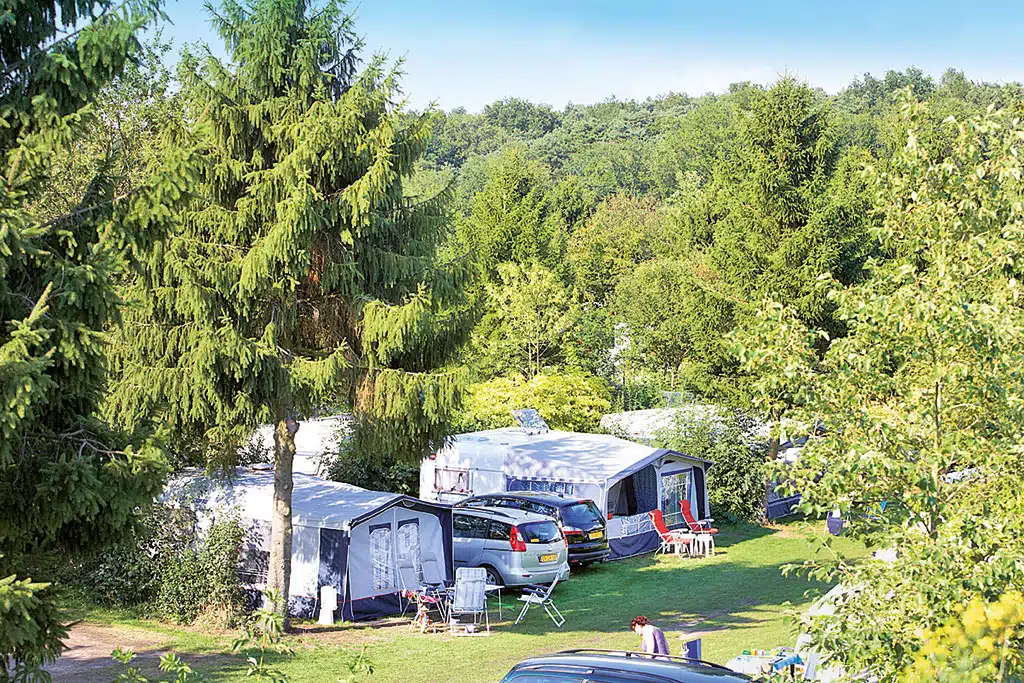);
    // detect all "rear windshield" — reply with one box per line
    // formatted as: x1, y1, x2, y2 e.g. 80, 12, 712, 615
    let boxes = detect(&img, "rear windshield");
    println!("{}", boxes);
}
562, 501, 603, 527
518, 521, 563, 544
